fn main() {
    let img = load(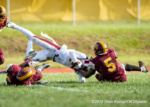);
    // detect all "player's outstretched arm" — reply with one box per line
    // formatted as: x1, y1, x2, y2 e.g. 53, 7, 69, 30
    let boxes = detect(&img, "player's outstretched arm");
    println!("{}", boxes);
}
79, 68, 95, 78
